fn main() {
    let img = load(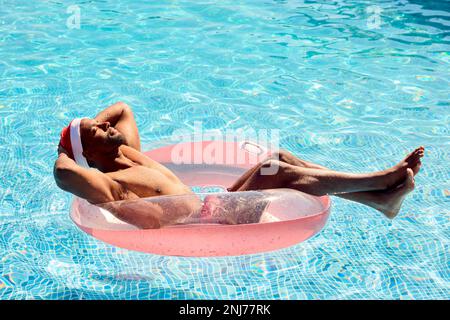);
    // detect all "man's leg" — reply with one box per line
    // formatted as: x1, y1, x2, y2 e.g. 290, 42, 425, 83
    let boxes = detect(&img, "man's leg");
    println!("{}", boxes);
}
235, 160, 404, 194
229, 147, 423, 192
231, 147, 423, 218
231, 147, 423, 194
270, 148, 423, 175
227, 149, 331, 192
267, 149, 422, 218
